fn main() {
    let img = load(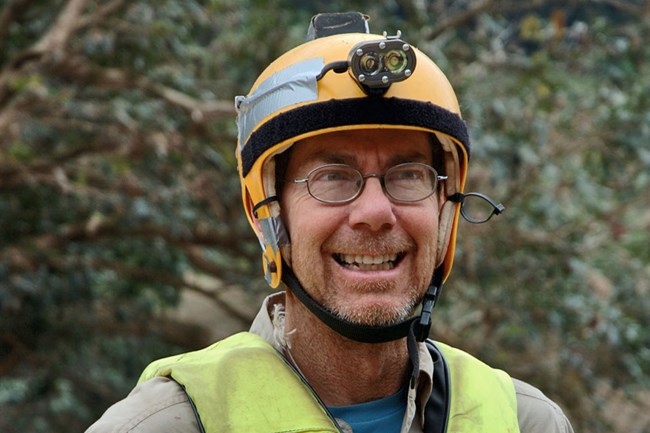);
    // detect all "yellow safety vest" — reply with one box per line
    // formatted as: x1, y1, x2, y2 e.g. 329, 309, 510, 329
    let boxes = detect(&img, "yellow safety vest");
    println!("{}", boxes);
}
139, 332, 519, 433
